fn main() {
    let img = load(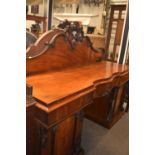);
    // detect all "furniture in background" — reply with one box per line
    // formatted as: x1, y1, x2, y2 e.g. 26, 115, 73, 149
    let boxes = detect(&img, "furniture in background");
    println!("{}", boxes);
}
26, 15, 47, 37
26, 25, 128, 155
